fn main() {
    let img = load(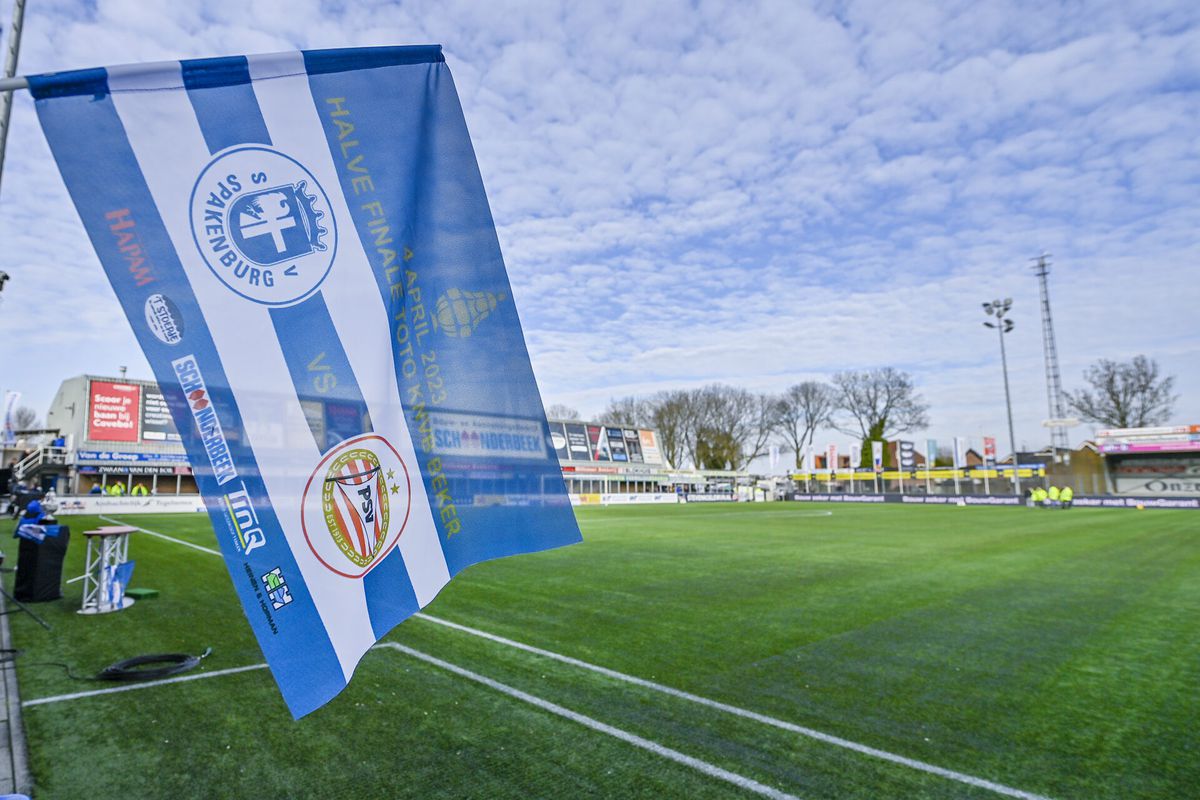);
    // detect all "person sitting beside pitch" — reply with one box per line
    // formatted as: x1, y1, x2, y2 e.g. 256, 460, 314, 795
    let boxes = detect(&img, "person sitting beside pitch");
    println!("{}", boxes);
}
1047, 485, 1061, 508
